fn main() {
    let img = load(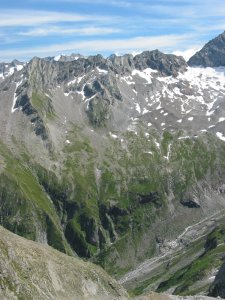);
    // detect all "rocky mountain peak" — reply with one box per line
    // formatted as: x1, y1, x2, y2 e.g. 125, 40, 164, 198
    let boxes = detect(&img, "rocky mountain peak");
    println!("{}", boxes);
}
188, 31, 225, 67
108, 54, 134, 74
20, 50, 187, 93
0, 60, 24, 80
26, 56, 60, 89
134, 49, 187, 76
56, 53, 84, 62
